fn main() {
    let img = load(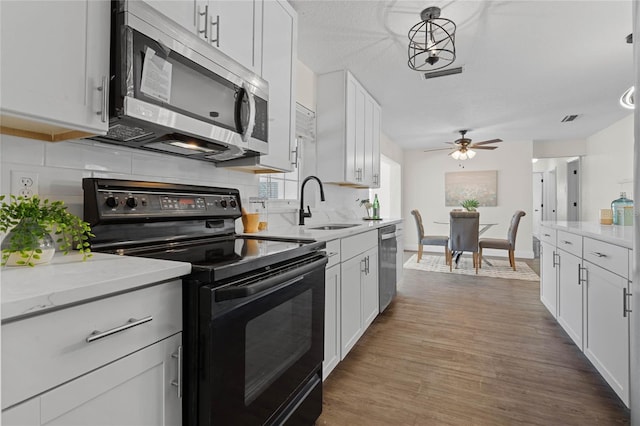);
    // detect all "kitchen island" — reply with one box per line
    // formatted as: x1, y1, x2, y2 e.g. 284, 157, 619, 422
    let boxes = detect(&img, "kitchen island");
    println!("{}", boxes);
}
539, 220, 633, 406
